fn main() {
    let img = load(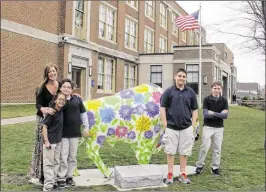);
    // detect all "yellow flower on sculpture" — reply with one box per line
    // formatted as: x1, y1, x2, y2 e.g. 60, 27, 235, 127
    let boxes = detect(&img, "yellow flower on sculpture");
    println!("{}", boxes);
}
136, 115, 151, 132
134, 84, 149, 93
86, 100, 102, 111
88, 130, 97, 139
